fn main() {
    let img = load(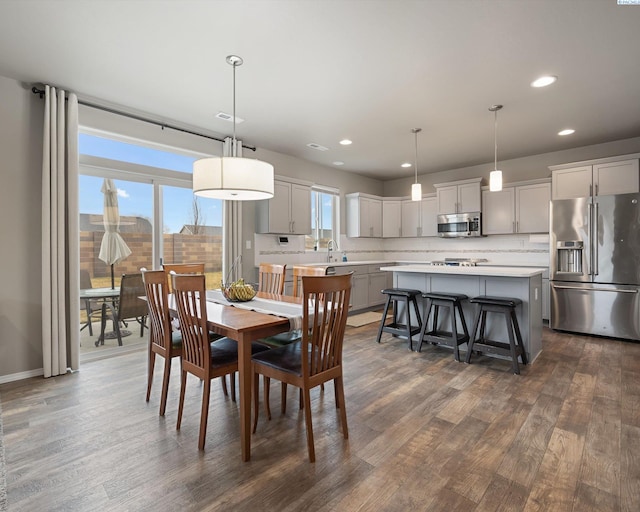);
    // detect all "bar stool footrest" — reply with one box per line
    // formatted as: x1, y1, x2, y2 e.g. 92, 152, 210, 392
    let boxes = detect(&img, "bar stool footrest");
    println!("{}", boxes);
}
383, 323, 422, 337
470, 339, 523, 358
424, 330, 470, 347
